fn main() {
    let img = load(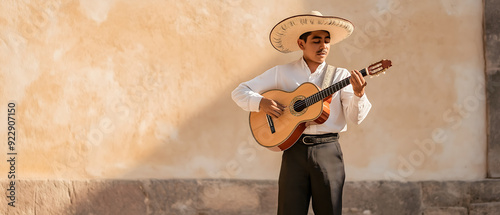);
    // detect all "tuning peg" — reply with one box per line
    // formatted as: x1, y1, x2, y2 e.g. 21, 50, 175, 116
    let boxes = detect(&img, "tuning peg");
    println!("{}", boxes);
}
383, 72, 386, 74
370, 76, 373, 79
